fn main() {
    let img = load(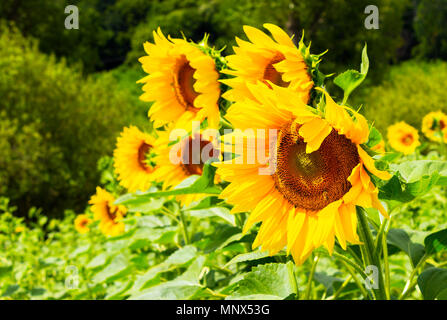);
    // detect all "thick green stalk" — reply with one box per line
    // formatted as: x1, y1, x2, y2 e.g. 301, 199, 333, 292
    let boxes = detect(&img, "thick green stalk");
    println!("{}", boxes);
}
356, 207, 387, 300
